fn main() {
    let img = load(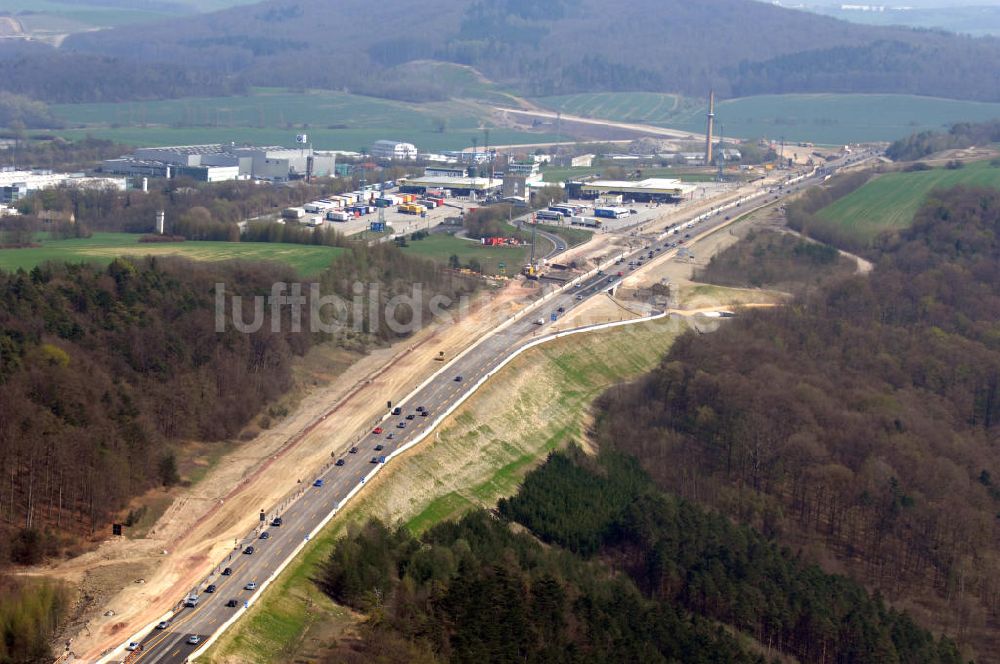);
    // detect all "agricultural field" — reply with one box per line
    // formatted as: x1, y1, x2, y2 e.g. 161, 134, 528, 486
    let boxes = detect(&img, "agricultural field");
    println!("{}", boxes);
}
50, 89, 558, 152
0, 232, 343, 275
816, 159, 1000, 242
535, 92, 1000, 145
399, 232, 533, 276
